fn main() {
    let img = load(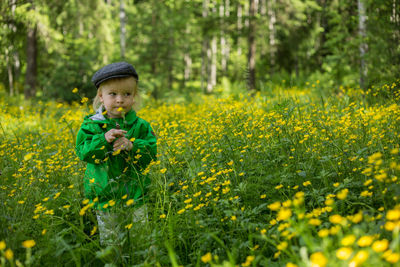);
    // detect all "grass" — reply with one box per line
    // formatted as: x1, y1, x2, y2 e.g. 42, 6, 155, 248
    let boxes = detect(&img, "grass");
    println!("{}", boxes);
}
0, 80, 400, 266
